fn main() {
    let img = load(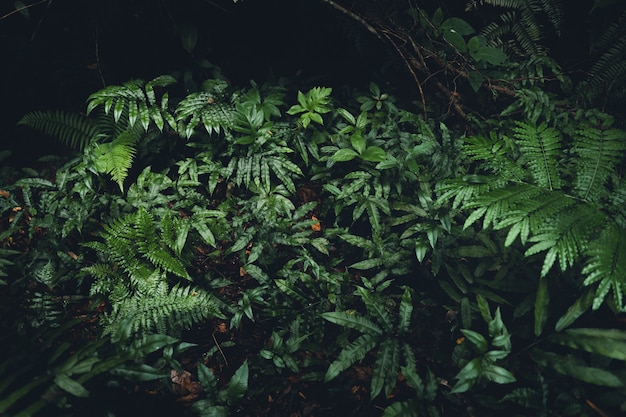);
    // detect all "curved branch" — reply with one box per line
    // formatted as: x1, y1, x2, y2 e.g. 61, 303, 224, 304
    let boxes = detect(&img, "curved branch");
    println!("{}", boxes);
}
0, 0, 50, 22
320, 0, 520, 121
